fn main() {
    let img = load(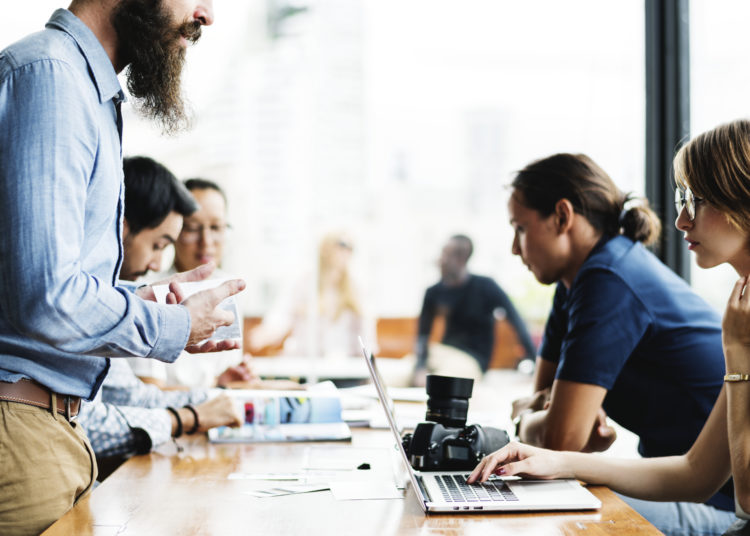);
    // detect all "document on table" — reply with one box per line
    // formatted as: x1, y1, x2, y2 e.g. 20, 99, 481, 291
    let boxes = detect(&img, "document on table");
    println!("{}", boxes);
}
245, 484, 330, 498
329, 480, 402, 500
